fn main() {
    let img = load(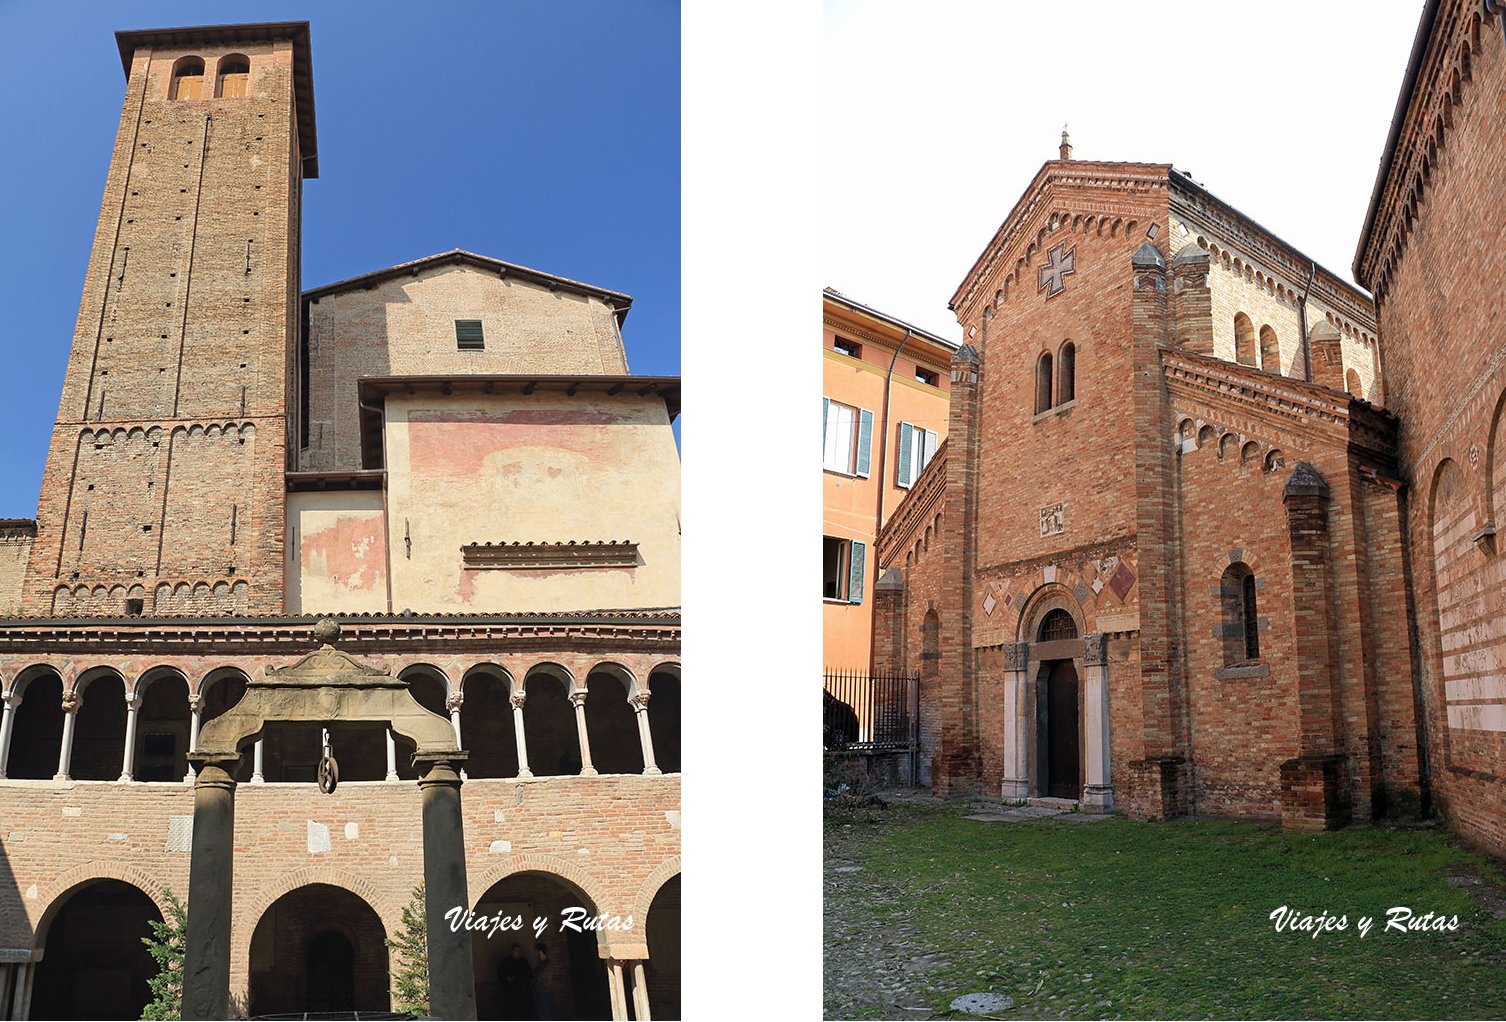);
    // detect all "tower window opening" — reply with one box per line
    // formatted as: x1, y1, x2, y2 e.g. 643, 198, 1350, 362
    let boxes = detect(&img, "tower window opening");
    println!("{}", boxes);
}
170, 56, 205, 101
